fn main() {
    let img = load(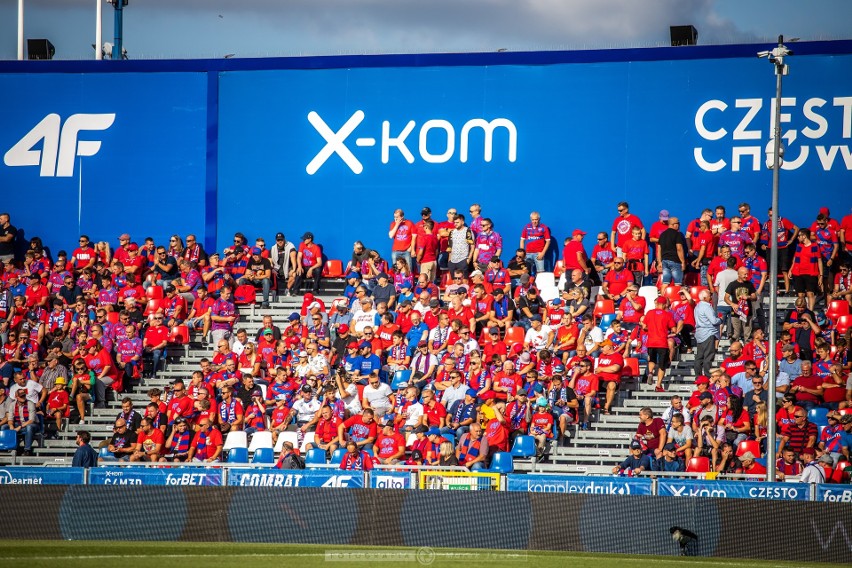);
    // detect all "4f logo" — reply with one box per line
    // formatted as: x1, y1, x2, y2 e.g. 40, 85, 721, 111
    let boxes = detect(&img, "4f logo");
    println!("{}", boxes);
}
4, 113, 115, 177
306, 110, 517, 175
